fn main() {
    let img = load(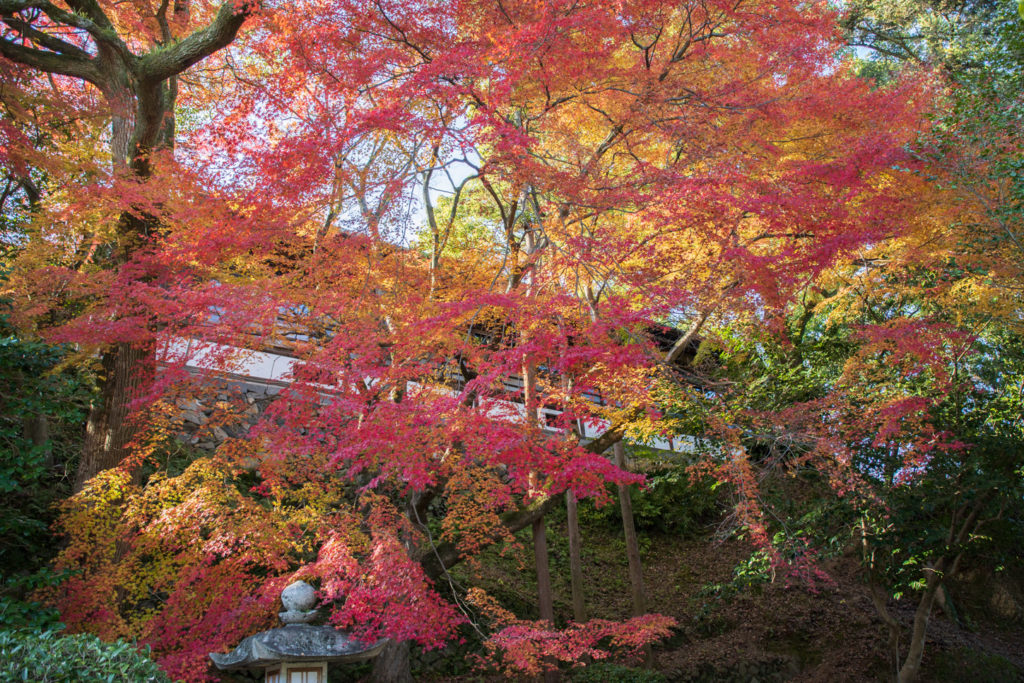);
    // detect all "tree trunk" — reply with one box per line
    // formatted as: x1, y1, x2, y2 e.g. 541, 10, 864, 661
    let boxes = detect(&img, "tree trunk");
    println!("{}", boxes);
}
533, 515, 560, 683
533, 515, 555, 623
894, 501, 985, 683
614, 441, 647, 616
0, 0, 250, 494
566, 490, 588, 623
373, 639, 413, 683
73, 73, 167, 492
868, 581, 902, 680
614, 441, 652, 666
23, 414, 52, 467
75, 341, 150, 492
896, 574, 942, 683
933, 583, 957, 624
